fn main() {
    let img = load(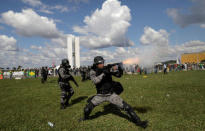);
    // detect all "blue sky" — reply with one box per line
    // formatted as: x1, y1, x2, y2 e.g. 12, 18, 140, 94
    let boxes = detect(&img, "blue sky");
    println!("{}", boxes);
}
0, 0, 205, 68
